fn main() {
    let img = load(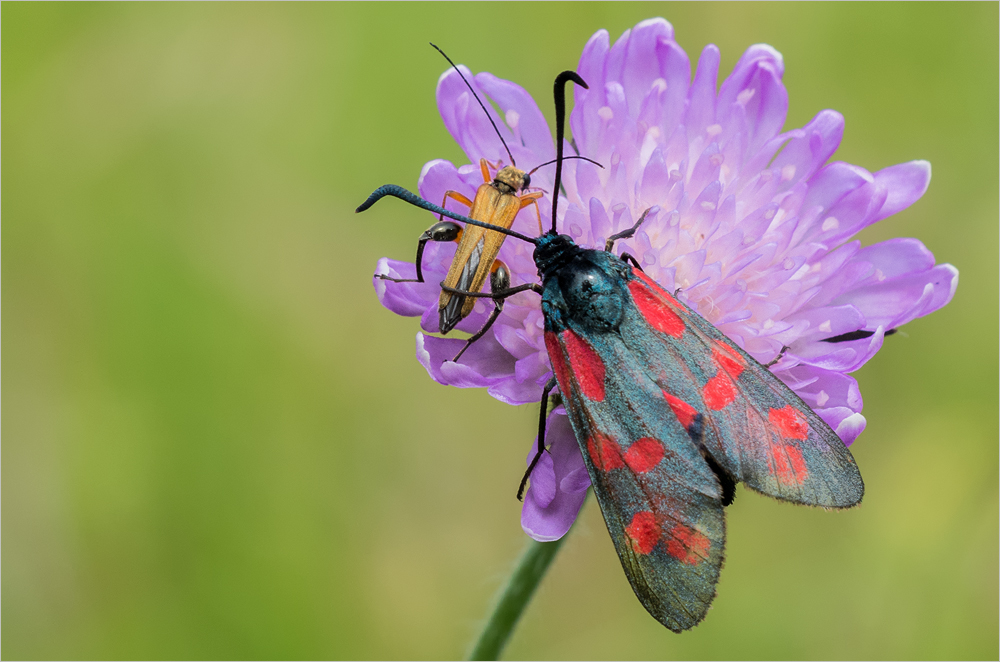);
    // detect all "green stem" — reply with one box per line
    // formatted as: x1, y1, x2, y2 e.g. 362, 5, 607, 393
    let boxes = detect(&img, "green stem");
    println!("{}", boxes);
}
467, 536, 567, 661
